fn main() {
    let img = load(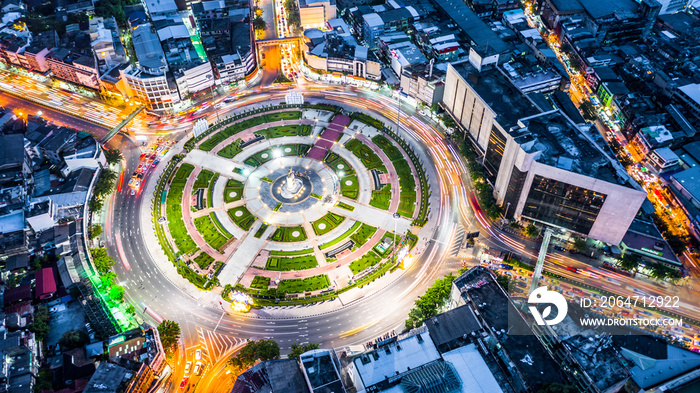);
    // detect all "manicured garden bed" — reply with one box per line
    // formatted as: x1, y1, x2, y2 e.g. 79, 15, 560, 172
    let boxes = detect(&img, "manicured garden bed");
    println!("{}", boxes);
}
344, 138, 384, 169
193, 252, 215, 270
337, 201, 355, 211
224, 179, 244, 203
270, 226, 307, 242
349, 250, 382, 275
369, 185, 392, 210
218, 139, 243, 158
166, 164, 197, 255
251, 276, 270, 289
324, 153, 354, 175
194, 215, 231, 251
278, 274, 330, 294
266, 111, 302, 122
227, 206, 255, 231
256, 124, 311, 139
350, 224, 377, 247
312, 213, 345, 236
270, 248, 315, 256
340, 175, 359, 200
266, 255, 318, 271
